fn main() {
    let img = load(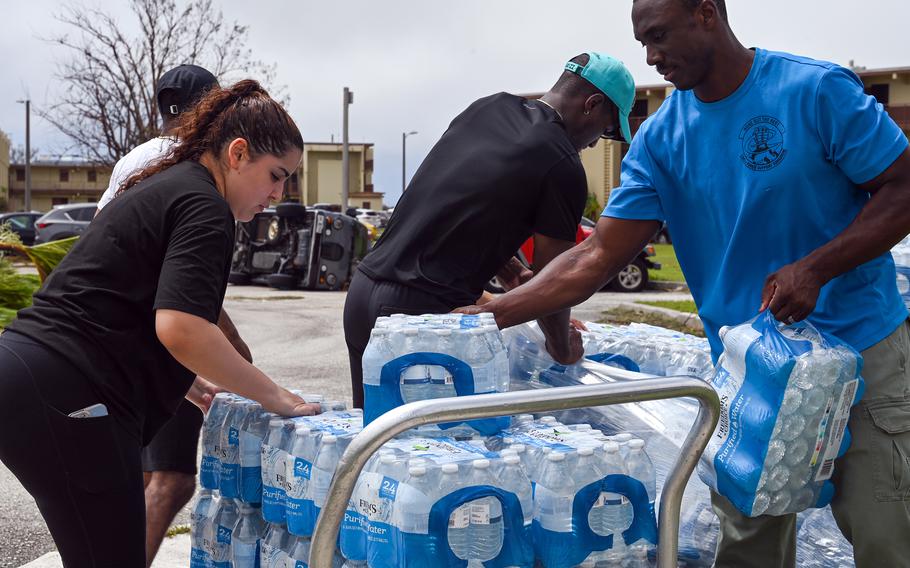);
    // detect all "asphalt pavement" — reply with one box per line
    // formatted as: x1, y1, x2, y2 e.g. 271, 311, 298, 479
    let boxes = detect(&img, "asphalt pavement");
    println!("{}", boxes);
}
1, 284, 692, 566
